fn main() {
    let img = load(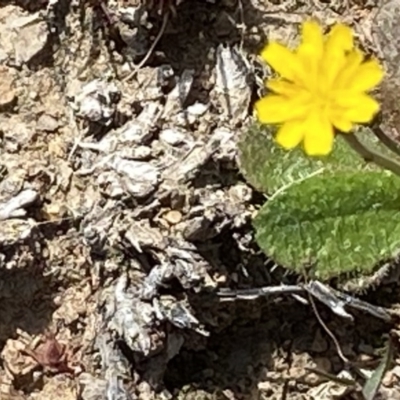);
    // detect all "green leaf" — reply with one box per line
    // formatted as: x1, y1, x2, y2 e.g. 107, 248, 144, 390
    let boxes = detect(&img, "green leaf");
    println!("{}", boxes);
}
238, 124, 398, 194
254, 170, 400, 280
362, 340, 393, 400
